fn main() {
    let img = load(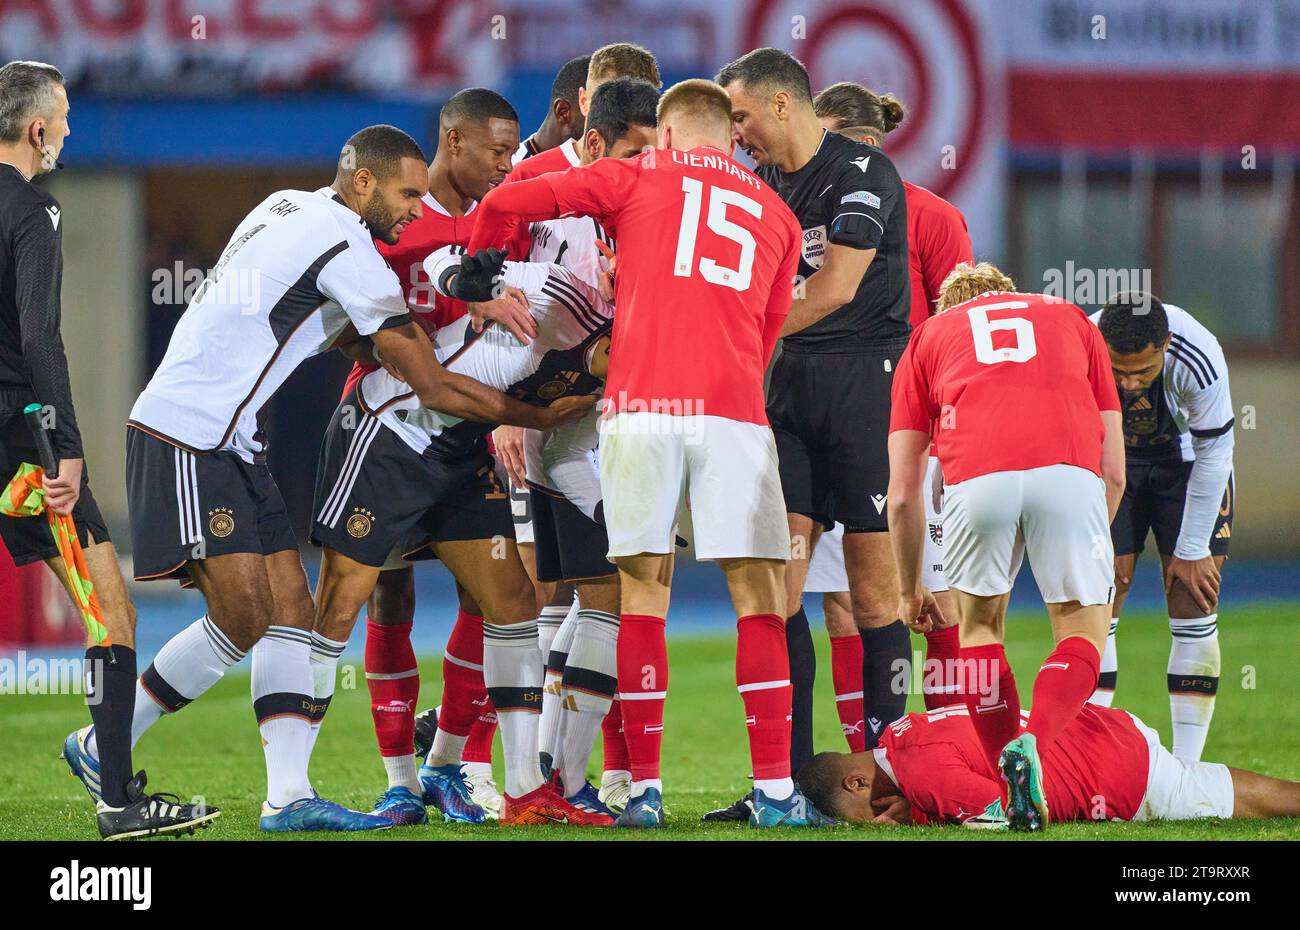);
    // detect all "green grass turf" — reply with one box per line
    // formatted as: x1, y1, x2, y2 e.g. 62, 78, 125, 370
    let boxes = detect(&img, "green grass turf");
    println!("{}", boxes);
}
2, 603, 1298, 841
